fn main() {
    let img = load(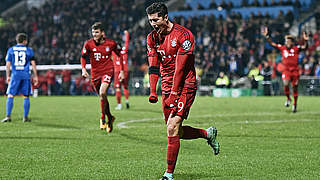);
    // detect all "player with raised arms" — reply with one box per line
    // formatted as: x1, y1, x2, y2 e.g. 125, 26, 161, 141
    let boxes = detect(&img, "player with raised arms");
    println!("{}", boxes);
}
81, 22, 124, 133
113, 30, 130, 110
263, 27, 308, 112
2, 33, 38, 123
146, 3, 220, 180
